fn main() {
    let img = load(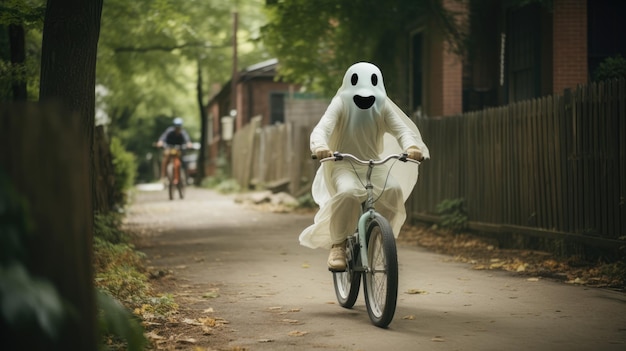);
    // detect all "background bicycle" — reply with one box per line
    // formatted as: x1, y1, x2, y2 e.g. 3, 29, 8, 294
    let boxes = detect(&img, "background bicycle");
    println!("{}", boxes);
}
162, 144, 186, 200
